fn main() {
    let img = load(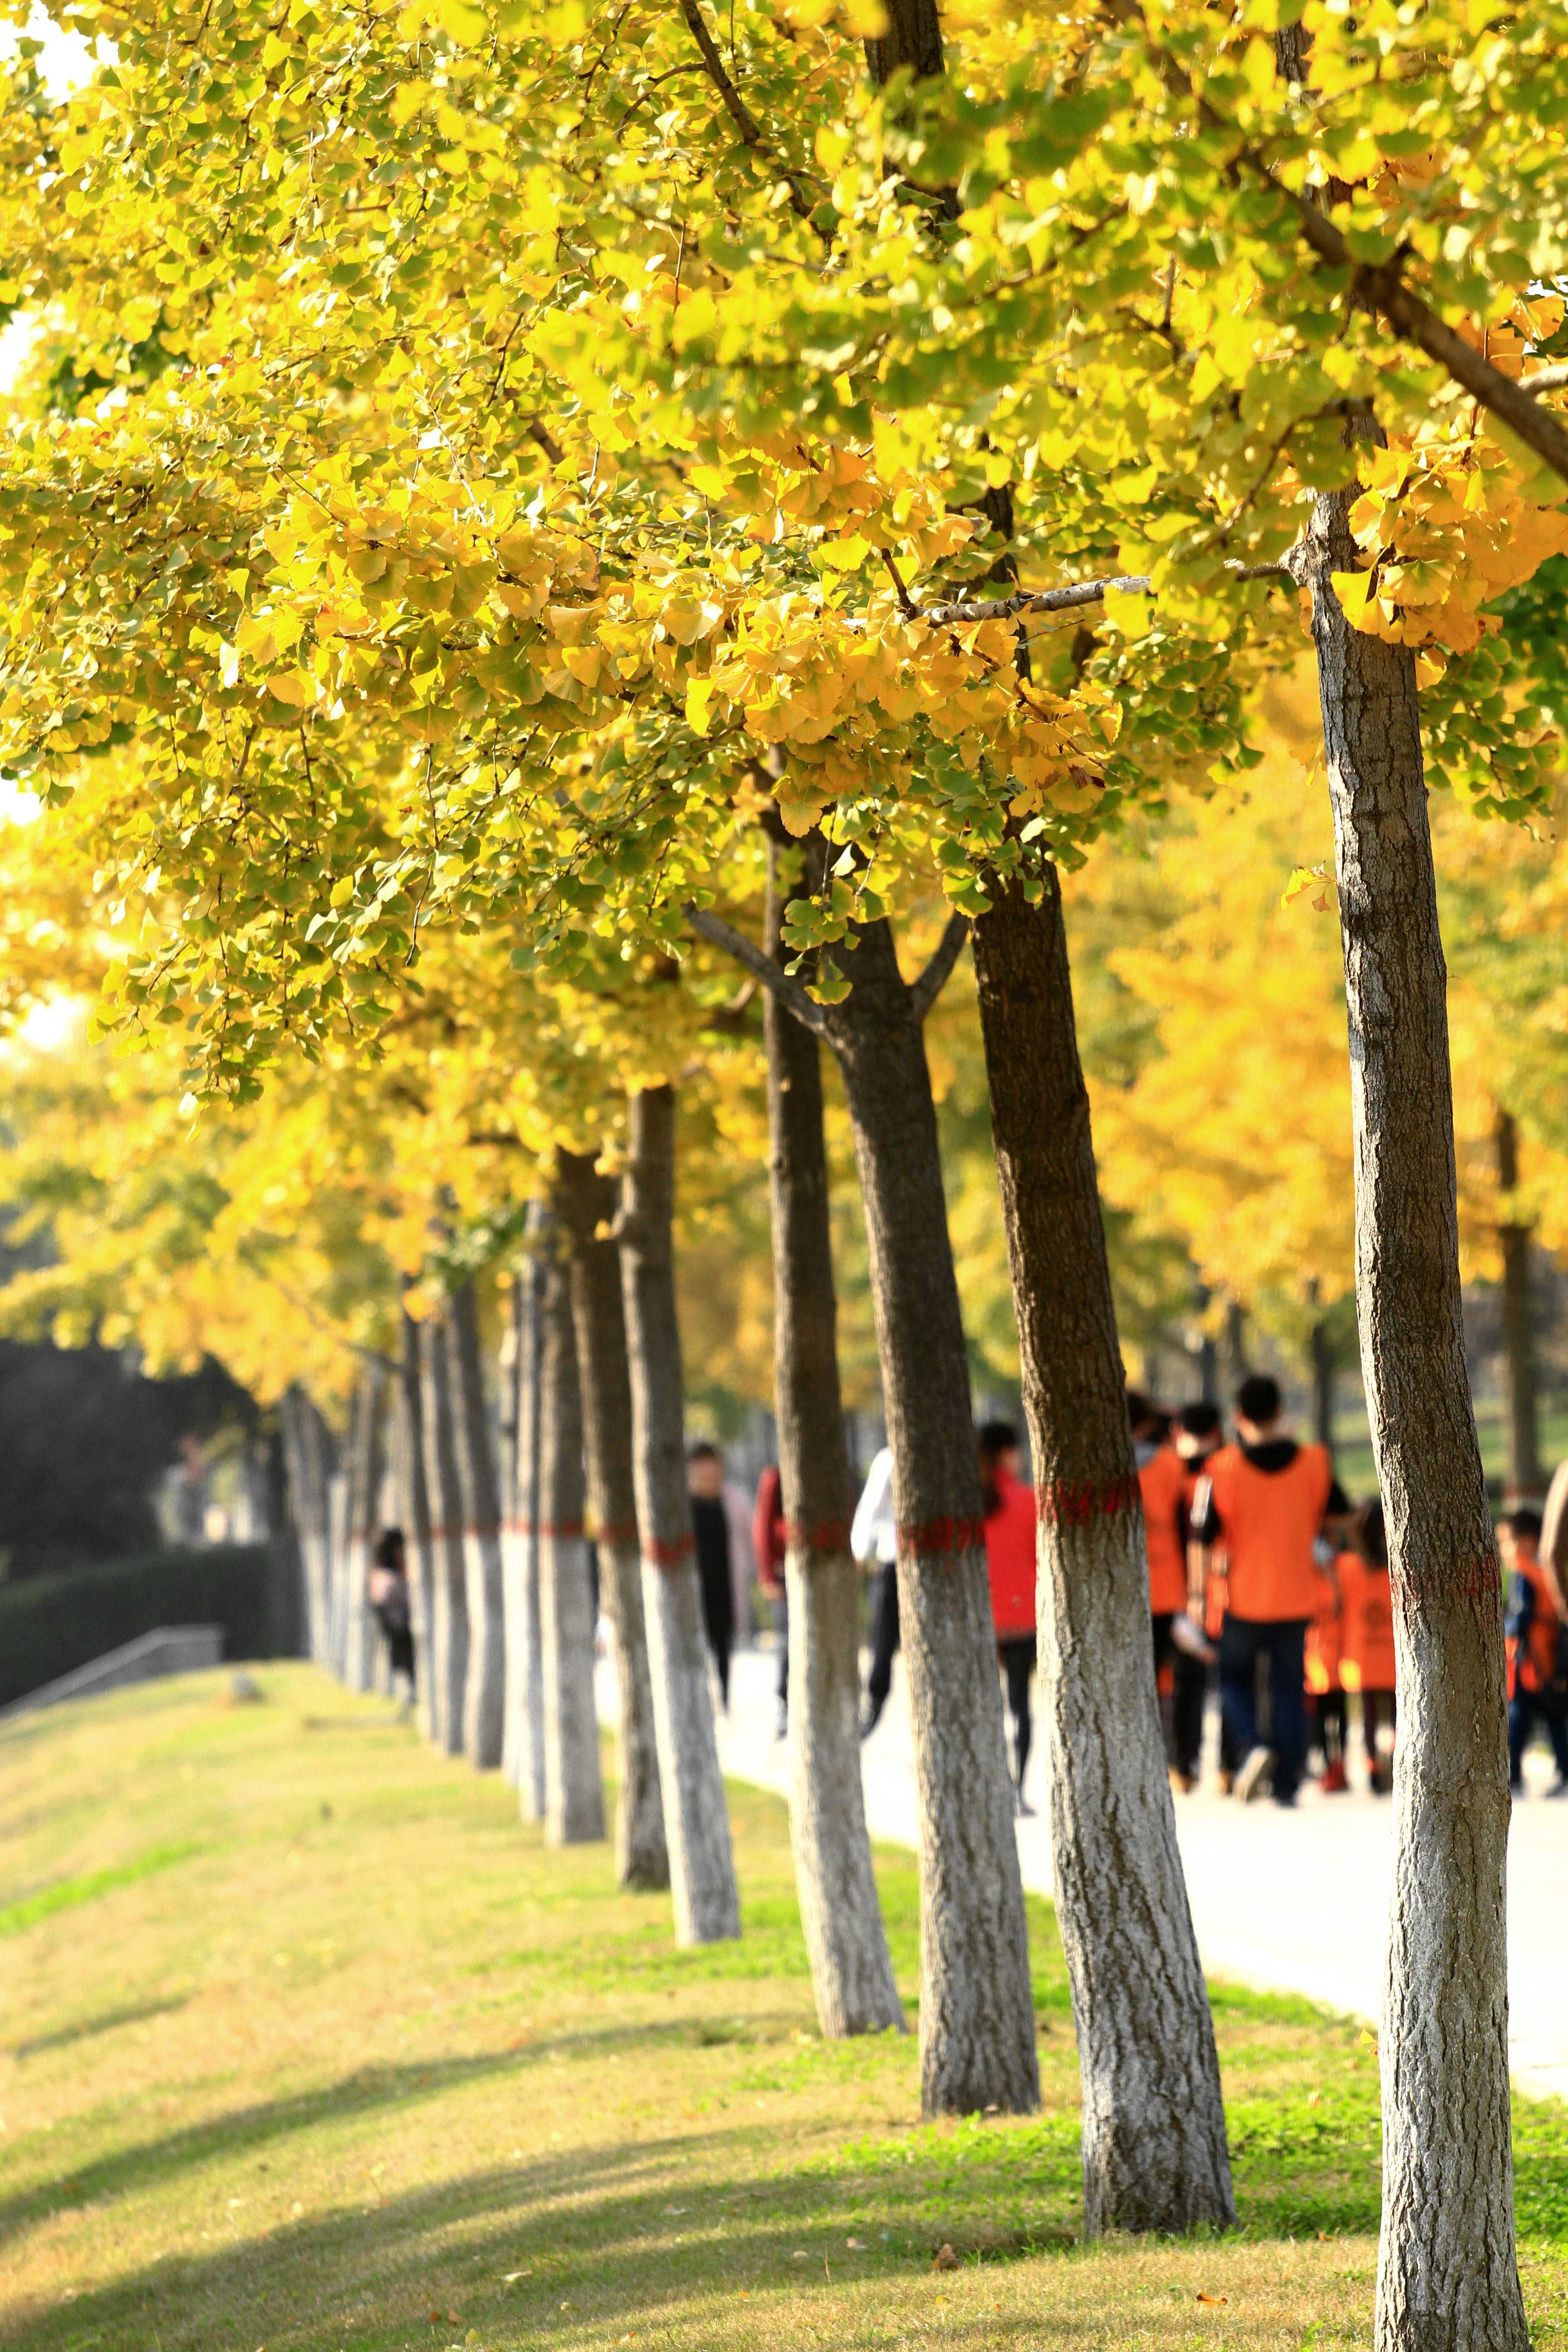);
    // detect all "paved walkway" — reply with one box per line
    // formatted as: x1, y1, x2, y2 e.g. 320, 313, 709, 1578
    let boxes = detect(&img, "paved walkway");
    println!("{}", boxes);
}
700, 1644, 1568, 2106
